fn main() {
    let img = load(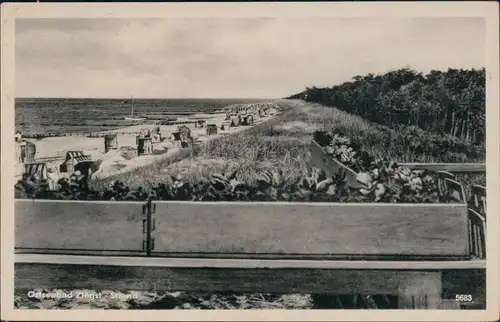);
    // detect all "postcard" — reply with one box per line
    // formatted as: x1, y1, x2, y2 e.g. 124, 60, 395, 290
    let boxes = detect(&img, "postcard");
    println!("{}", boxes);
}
1, 1, 499, 321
